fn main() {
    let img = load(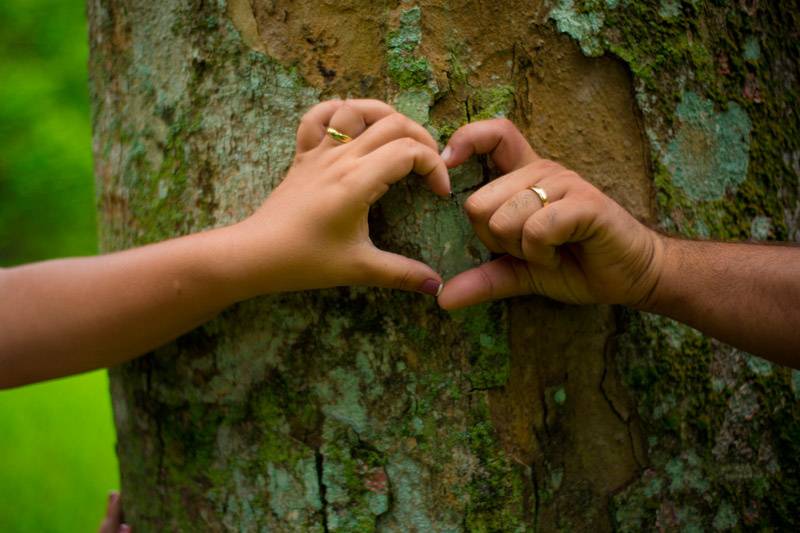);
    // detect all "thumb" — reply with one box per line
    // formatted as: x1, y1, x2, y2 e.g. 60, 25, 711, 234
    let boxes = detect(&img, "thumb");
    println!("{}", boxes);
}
361, 248, 443, 296
437, 255, 531, 310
